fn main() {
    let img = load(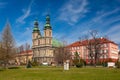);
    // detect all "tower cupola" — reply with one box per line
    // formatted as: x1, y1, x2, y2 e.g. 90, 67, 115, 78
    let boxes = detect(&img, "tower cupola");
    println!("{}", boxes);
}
33, 19, 40, 33
44, 15, 52, 30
